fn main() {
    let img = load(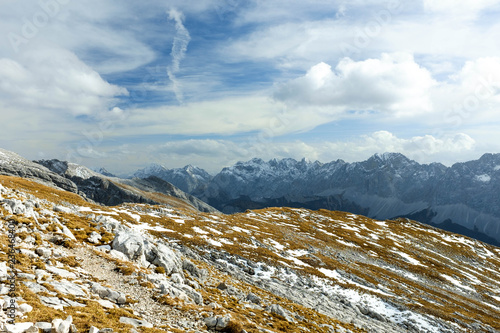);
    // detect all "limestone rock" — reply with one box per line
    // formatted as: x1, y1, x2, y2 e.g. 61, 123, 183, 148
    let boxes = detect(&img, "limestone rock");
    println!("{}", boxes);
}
119, 317, 153, 328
